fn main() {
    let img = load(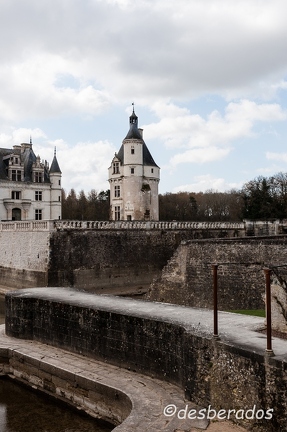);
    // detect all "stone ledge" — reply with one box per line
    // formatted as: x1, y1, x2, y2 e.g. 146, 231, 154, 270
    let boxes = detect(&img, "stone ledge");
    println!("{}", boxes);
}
0, 326, 208, 432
